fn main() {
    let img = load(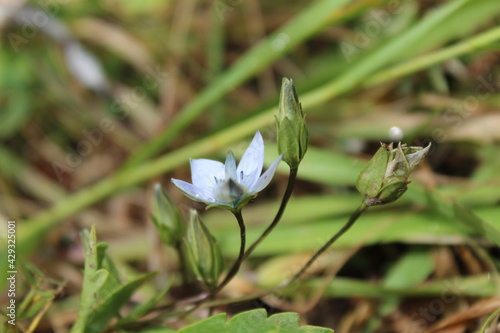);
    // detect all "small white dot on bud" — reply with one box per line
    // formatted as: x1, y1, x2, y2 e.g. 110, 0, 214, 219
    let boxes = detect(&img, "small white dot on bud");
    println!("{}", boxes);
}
389, 126, 404, 141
